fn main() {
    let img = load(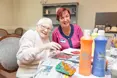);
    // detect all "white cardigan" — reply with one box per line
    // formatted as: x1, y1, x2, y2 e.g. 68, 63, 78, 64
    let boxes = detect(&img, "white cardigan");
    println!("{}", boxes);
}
16, 30, 50, 78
